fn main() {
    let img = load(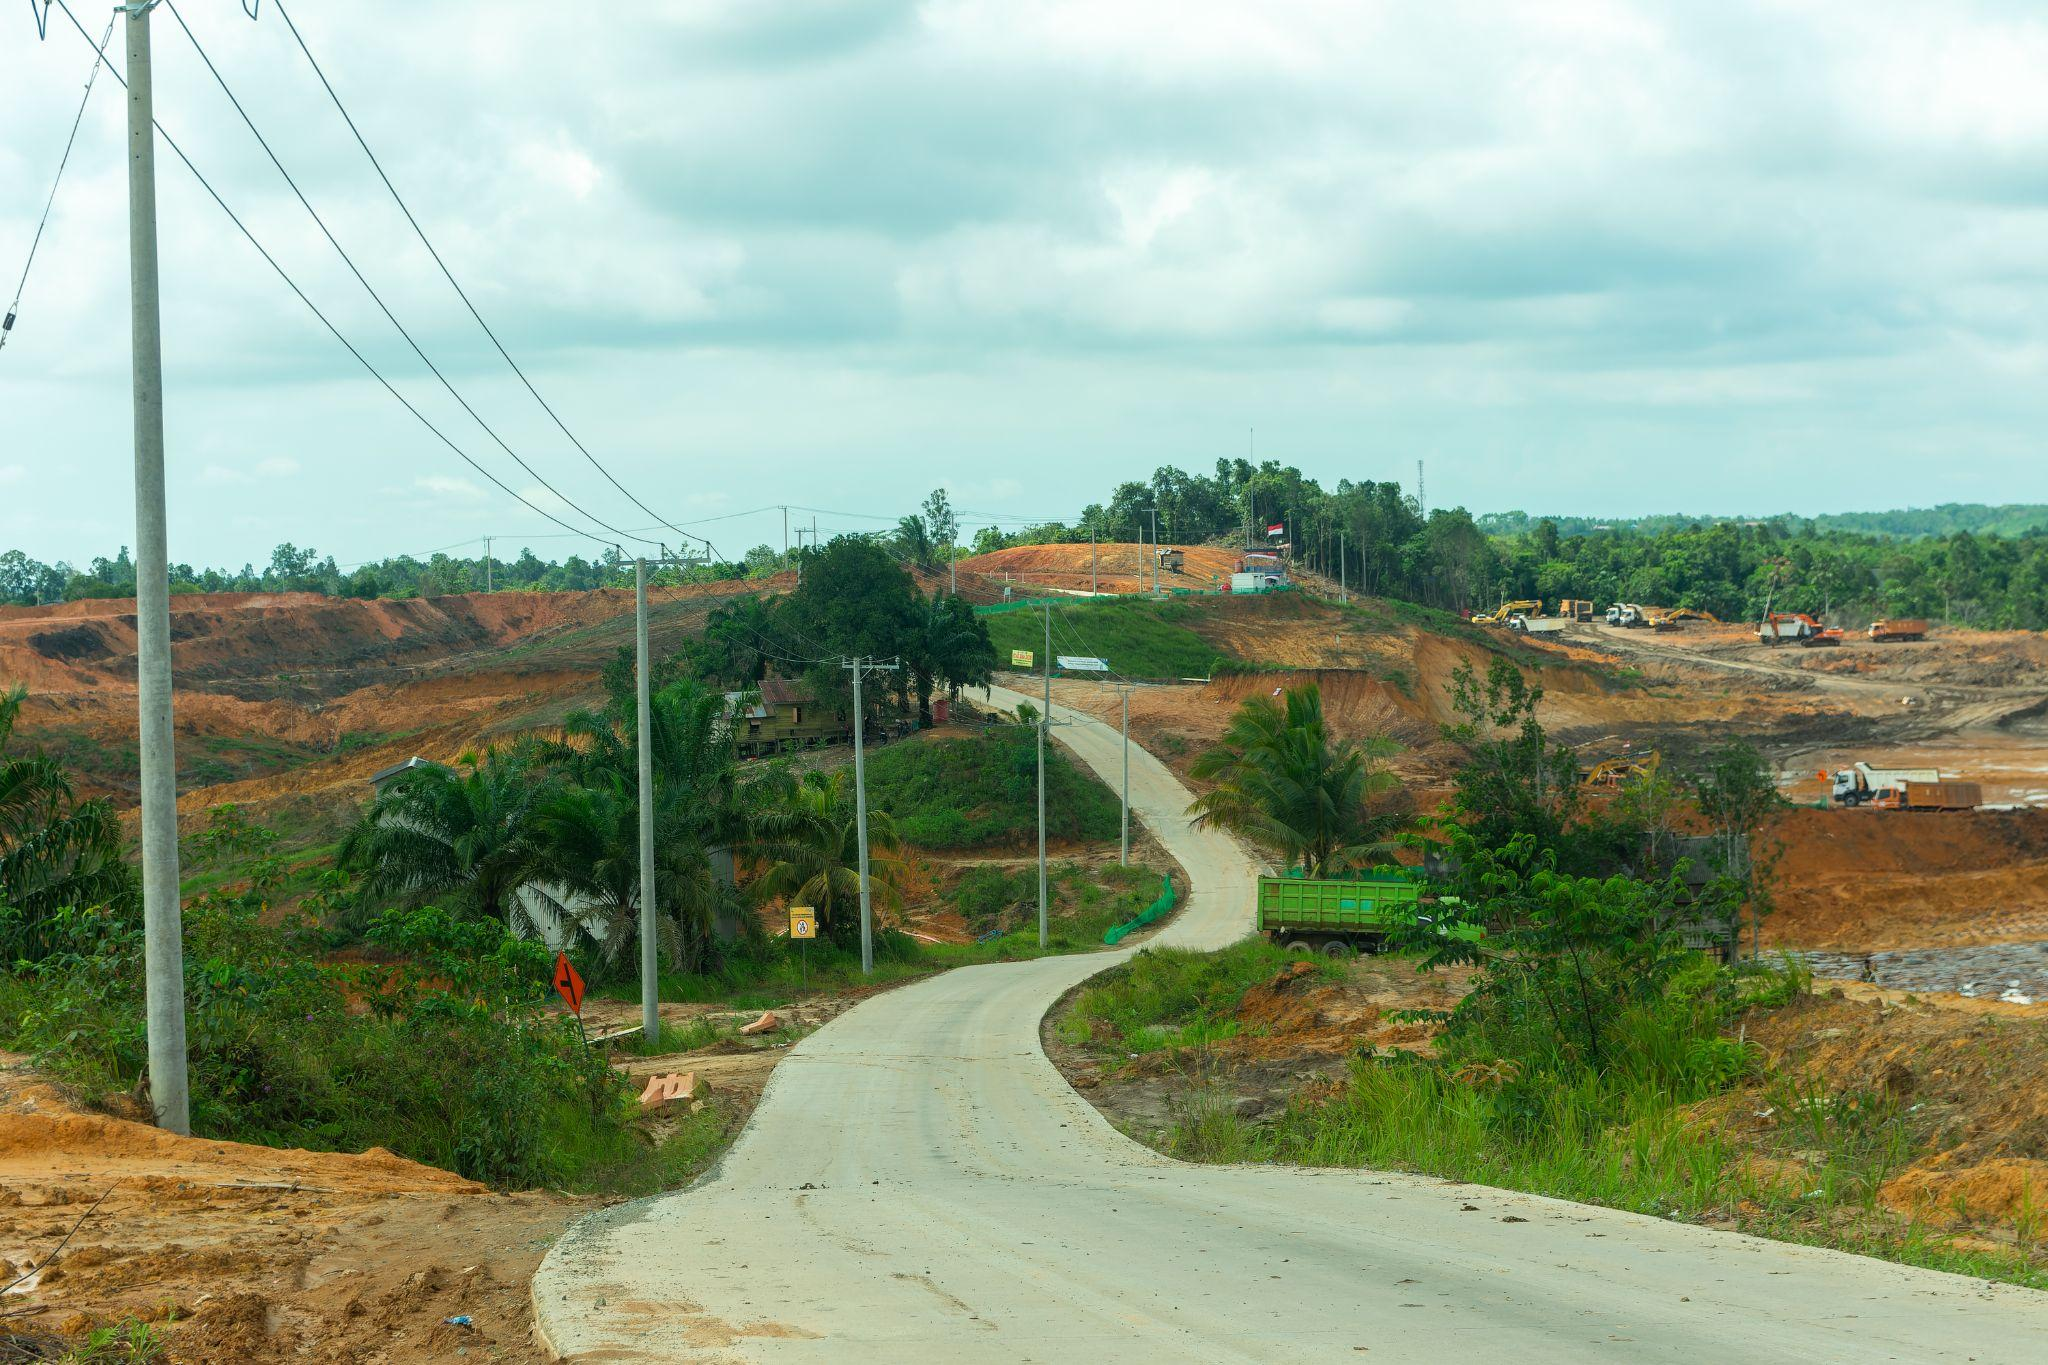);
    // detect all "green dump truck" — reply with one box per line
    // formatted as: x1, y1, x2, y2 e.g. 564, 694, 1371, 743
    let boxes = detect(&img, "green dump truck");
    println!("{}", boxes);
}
1256, 873, 1472, 957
